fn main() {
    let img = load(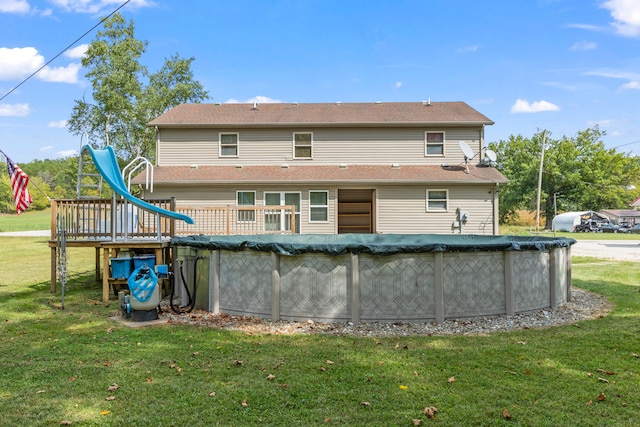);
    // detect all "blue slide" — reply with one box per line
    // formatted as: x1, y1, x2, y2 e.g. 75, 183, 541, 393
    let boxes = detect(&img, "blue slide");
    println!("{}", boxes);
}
82, 145, 194, 225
